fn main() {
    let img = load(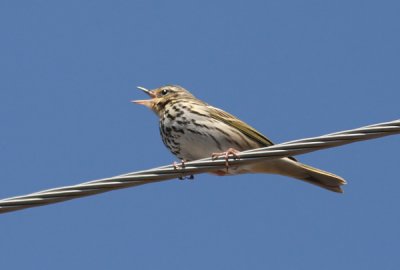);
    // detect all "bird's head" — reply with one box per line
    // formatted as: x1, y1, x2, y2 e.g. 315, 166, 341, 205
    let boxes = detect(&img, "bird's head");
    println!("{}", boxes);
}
132, 85, 196, 116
